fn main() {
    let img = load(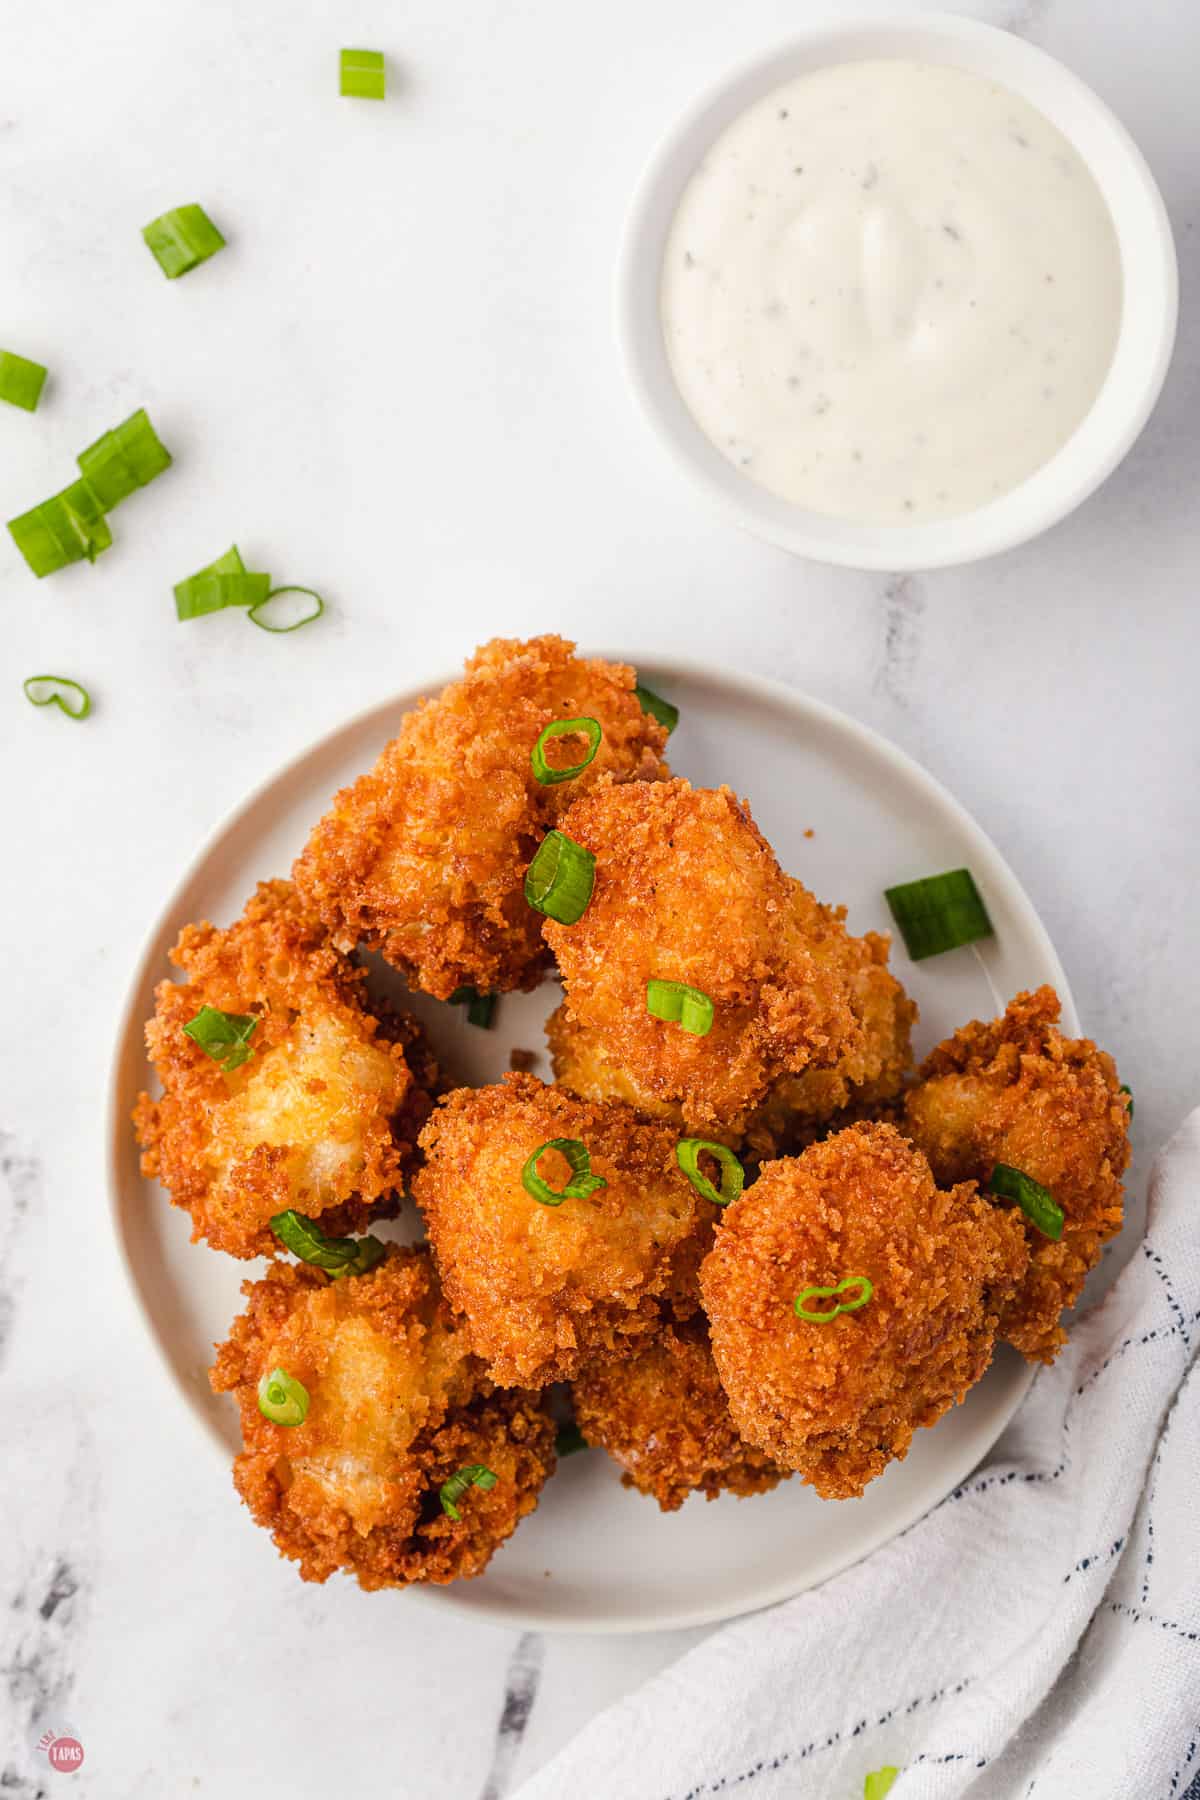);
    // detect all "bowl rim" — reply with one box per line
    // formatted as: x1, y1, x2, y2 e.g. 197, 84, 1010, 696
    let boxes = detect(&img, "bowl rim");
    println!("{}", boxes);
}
616, 10, 1179, 570
105, 651, 1079, 1633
